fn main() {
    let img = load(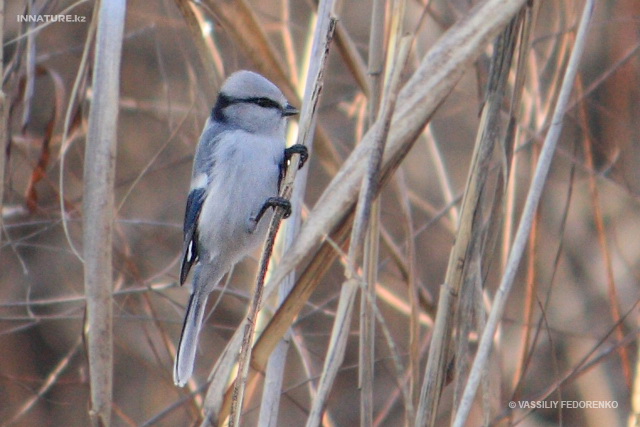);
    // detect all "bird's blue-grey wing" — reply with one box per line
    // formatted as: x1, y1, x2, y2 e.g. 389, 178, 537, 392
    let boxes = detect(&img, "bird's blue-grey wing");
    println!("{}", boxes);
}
180, 186, 206, 285
179, 119, 222, 285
